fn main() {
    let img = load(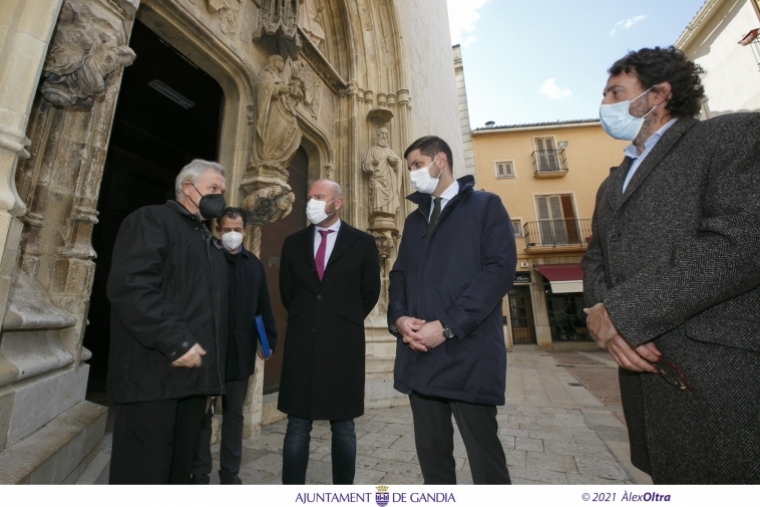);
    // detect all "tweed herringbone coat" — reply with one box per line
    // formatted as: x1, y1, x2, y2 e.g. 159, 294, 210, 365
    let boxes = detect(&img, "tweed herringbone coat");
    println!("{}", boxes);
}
582, 113, 760, 484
